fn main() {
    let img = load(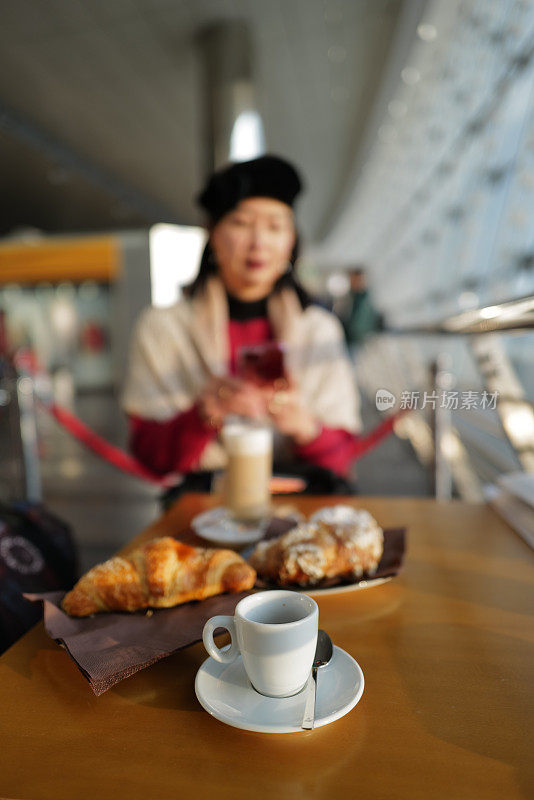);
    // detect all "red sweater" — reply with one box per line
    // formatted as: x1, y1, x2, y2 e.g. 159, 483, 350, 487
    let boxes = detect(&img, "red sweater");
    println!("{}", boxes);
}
129, 317, 357, 477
